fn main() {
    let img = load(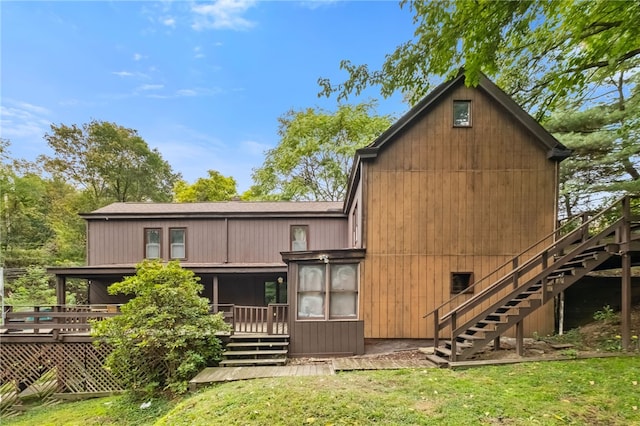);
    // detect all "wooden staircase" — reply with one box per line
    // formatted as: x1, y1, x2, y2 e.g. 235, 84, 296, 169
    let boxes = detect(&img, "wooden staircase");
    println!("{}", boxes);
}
426, 196, 639, 367
220, 334, 289, 367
